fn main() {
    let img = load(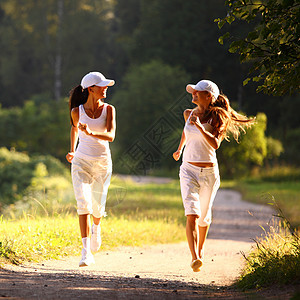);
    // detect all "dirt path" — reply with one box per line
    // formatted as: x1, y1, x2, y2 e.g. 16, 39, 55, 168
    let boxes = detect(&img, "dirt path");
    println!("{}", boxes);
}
0, 179, 294, 299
